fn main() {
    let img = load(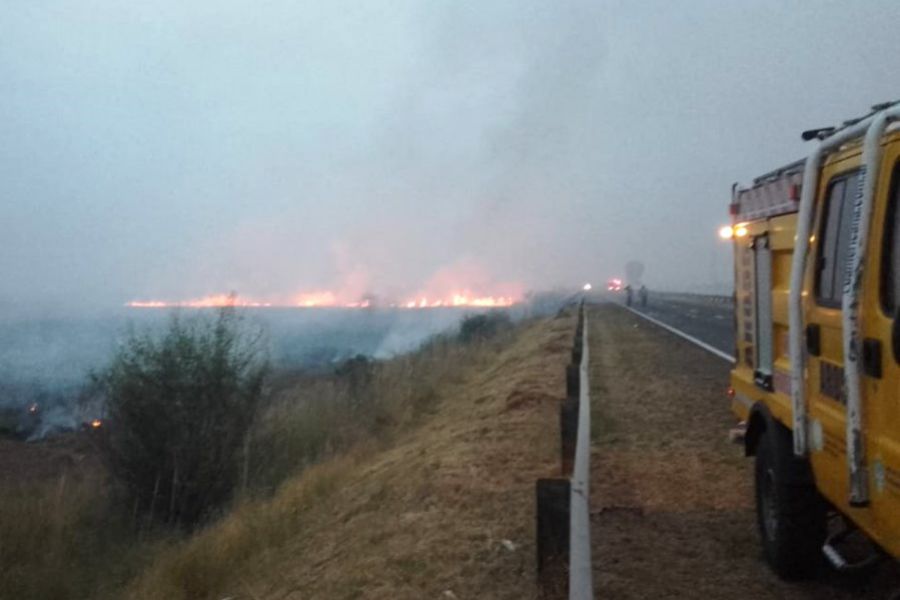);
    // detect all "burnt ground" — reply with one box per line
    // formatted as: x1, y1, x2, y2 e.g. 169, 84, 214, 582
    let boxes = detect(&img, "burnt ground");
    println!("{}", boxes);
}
588, 303, 900, 599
